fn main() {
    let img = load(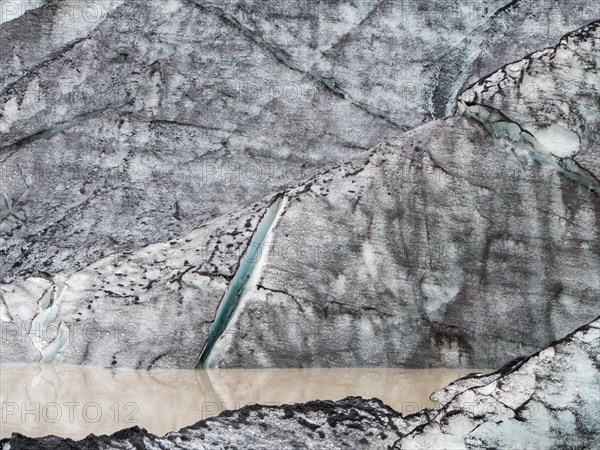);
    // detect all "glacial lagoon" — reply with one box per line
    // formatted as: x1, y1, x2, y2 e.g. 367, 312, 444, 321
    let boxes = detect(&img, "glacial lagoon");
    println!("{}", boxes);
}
0, 365, 487, 439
